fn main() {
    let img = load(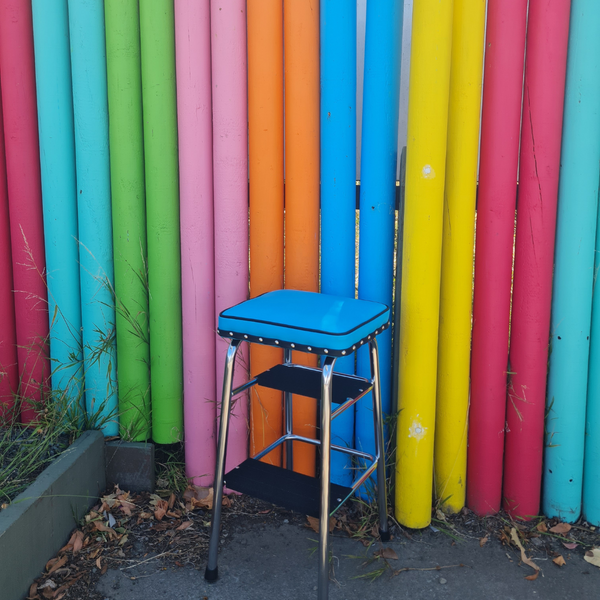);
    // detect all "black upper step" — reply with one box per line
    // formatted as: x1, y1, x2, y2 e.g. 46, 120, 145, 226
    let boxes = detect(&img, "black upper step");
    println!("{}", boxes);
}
254, 363, 371, 405
224, 458, 353, 518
